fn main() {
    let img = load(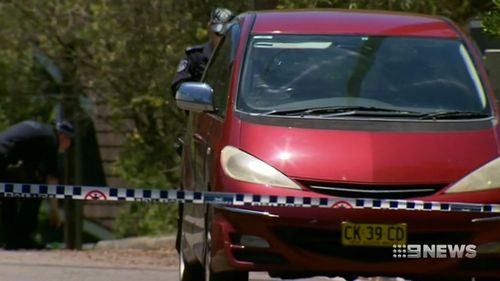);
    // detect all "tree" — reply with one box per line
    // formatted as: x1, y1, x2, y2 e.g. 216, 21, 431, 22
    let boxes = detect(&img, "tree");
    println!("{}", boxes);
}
0, 0, 495, 236
0, 0, 252, 237
277, 0, 493, 24
0, 3, 54, 128
483, 0, 500, 36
